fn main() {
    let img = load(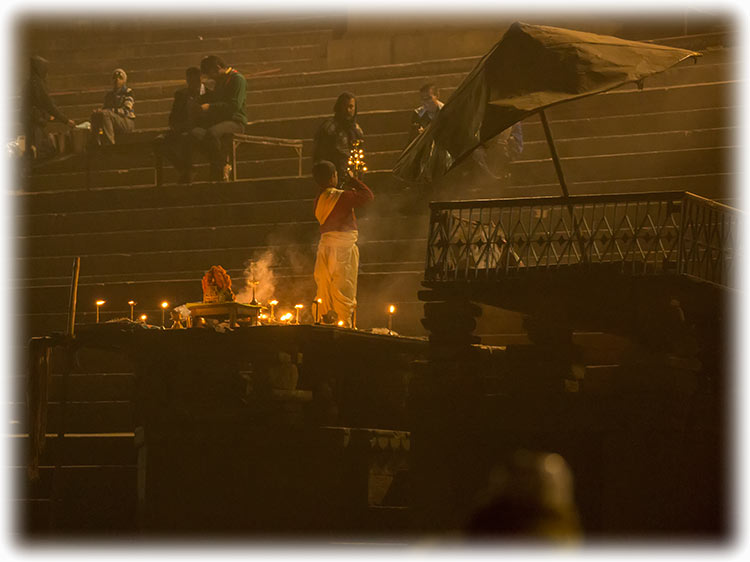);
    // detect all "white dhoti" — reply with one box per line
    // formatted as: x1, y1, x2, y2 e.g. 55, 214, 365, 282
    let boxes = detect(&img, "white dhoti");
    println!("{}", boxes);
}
314, 230, 359, 328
